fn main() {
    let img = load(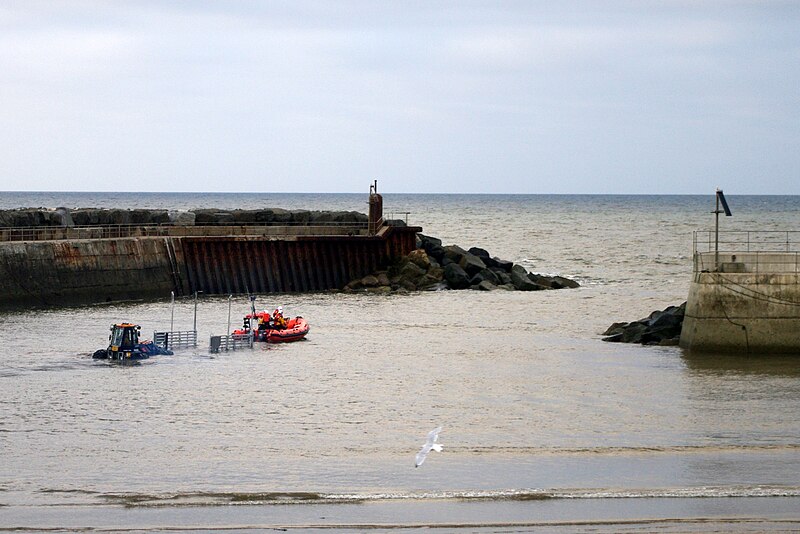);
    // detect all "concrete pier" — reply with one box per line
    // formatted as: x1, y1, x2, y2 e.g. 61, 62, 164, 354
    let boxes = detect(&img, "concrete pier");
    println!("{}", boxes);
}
680, 244, 800, 353
0, 187, 421, 308
0, 222, 419, 308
